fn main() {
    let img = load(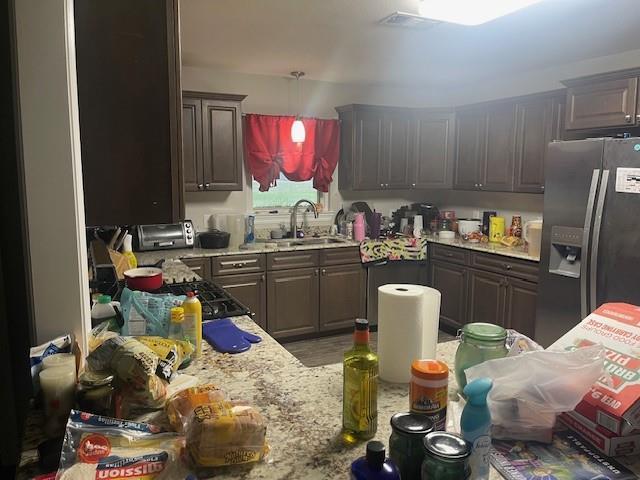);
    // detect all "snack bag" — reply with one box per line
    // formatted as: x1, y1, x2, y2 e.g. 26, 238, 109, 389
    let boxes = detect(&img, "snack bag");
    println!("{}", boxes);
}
165, 384, 225, 433
88, 336, 159, 387
186, 400, 268, 467
56, 410, 191, 479
137, 336, 195, 382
